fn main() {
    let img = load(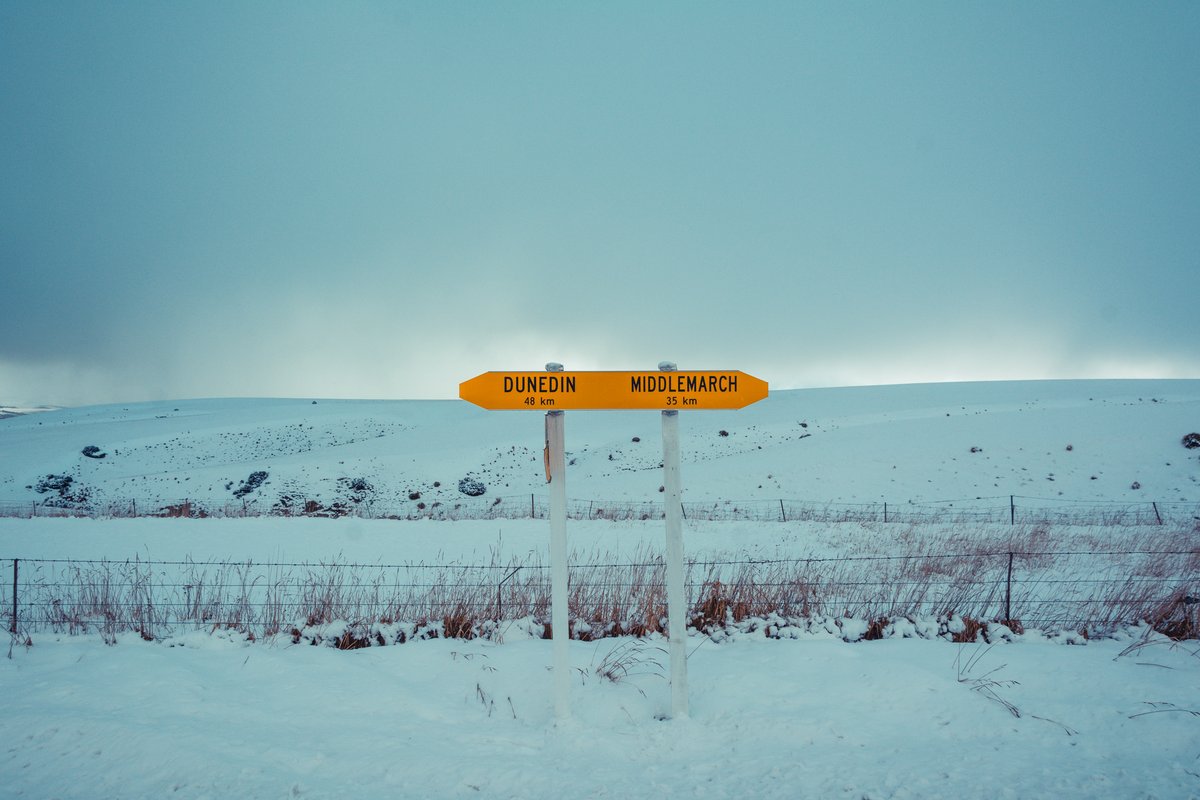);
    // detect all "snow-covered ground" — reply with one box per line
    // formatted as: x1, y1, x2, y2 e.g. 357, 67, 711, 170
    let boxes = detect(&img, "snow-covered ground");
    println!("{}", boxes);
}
1, 380, 1197, 513
2, 380, 1199, 798
3, 630, 1199, 799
